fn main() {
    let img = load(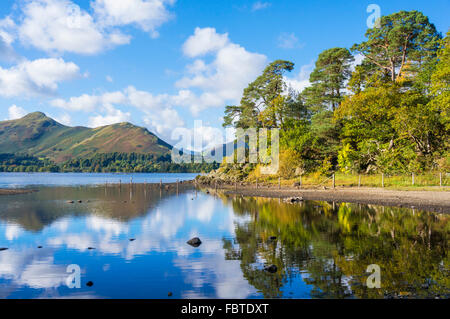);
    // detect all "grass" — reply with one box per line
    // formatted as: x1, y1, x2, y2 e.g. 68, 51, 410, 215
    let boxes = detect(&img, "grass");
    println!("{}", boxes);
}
250, 172, 449, 190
